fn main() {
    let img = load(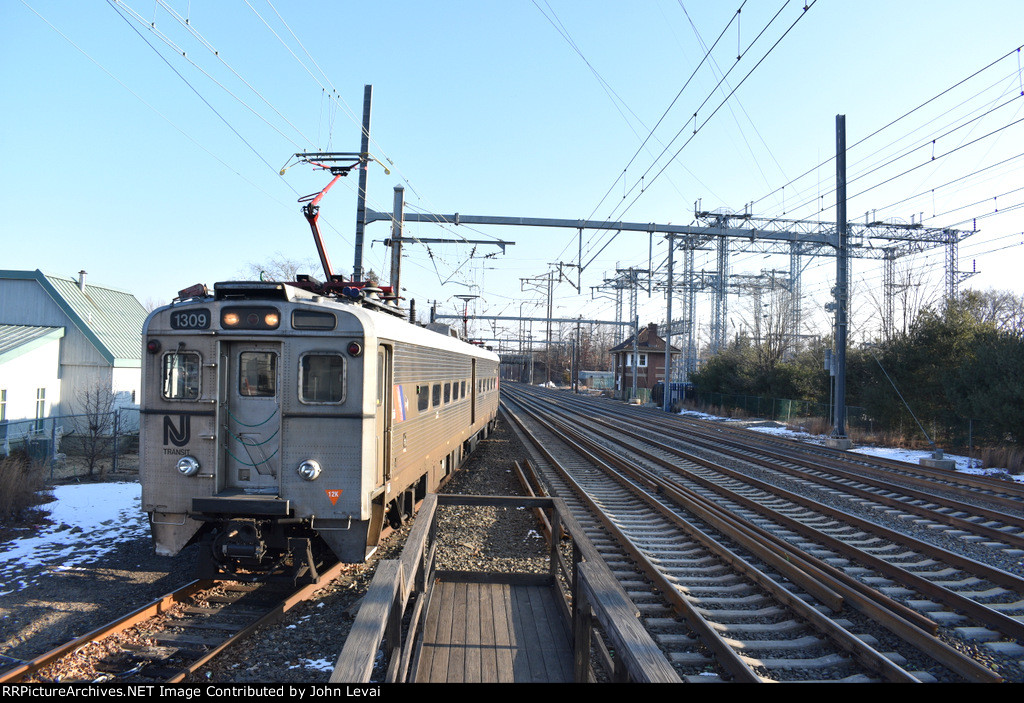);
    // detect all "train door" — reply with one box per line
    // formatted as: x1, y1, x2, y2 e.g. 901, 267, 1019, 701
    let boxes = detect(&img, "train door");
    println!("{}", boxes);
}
376, 345, 393, 485
221, 341, 281, 493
